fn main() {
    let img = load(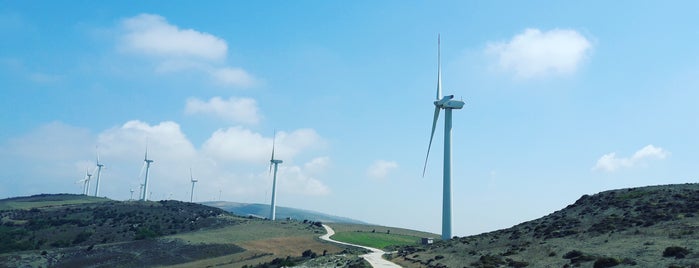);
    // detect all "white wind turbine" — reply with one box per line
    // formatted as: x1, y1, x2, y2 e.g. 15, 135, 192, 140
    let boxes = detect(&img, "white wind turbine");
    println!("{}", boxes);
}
422, 35, 465, 240
93, 152, 105, 197
268, 132, 283, 221
189, 168, 198, 202
140, 146, 154, 201
81, 168, 93, 195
